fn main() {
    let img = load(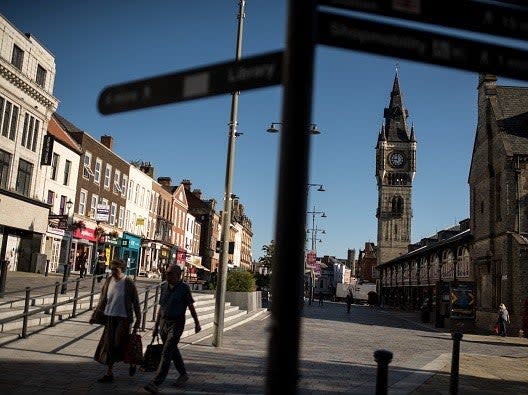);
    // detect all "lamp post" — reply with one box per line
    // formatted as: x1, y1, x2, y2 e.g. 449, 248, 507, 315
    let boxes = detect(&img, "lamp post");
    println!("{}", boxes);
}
305, 207, 326, 304
213, 0, 246, 348
61, 199, 74, 294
